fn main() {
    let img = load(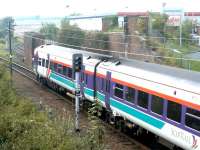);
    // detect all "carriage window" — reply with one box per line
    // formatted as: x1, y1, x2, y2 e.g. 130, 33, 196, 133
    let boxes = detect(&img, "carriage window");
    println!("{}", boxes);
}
54, 63, 58, 72
67, 68, 72, 78
63, 66, 67, 76
38, 58, 41, 66
125, 87, 135, 102
57, 64, 63, 74
185, 108, 200, 132
46, 60, 49, 68
114, 83, 123, 99
167, 101, 181, 123
42, 59, 45, 67
138, 90, 148, 109
151, 95, 164, 115
50, 62, 53, 70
